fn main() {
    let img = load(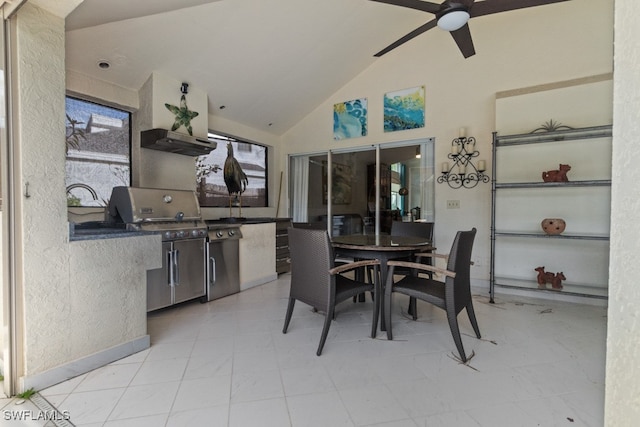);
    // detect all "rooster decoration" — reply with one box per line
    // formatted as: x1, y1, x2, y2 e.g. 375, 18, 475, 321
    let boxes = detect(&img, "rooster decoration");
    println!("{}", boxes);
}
224, 142, 248, 218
